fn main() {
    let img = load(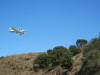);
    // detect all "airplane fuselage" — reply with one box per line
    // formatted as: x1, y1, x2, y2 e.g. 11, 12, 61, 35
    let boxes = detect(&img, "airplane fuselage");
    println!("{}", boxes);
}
9, 27, 25, 34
